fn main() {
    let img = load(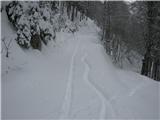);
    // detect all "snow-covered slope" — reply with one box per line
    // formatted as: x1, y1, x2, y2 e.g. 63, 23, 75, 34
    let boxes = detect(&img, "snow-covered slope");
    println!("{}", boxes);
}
1, 8, 160, 119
